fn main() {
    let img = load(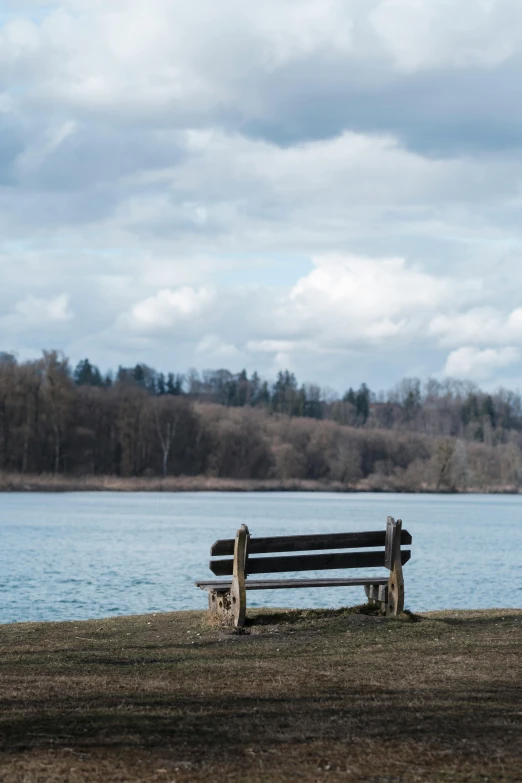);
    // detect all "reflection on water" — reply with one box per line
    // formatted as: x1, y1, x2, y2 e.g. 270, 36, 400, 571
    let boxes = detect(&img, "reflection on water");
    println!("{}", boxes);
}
1, 491, 521, 623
